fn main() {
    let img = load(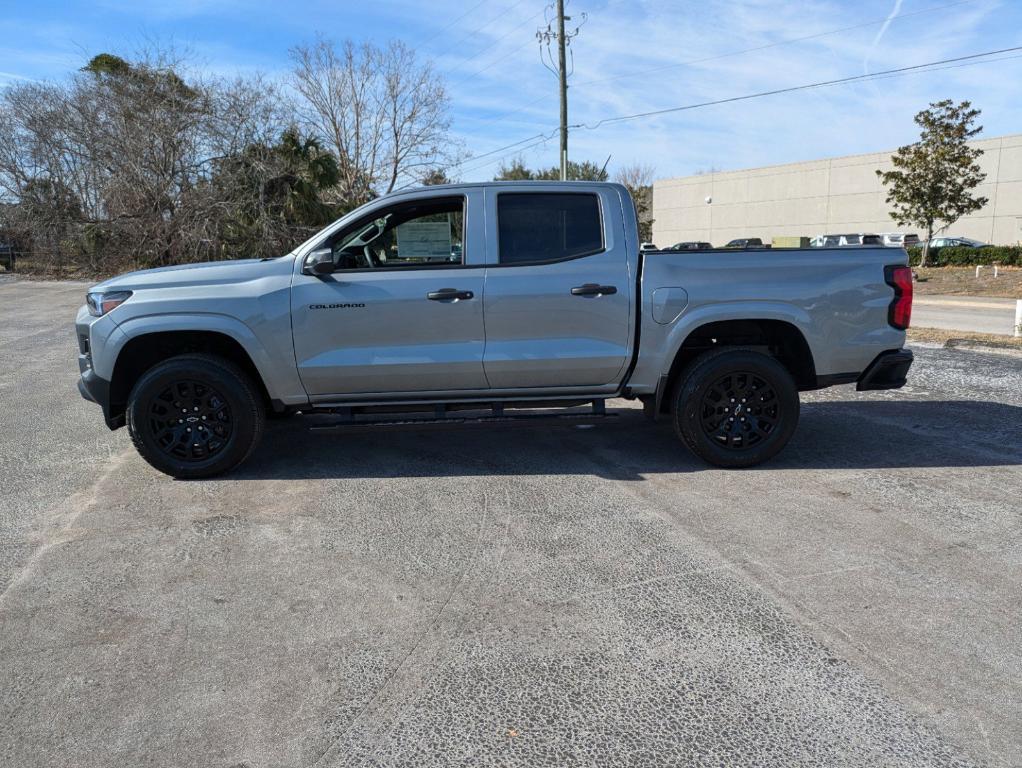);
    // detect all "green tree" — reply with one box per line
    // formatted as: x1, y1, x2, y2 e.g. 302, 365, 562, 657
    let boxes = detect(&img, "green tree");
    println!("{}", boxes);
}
271, 128, 341, 225
421, 168, 454, 186
494, 158, 609, 181
877, 100, 988, 267
494, 158, 536, 180
211, 127, 342, 258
